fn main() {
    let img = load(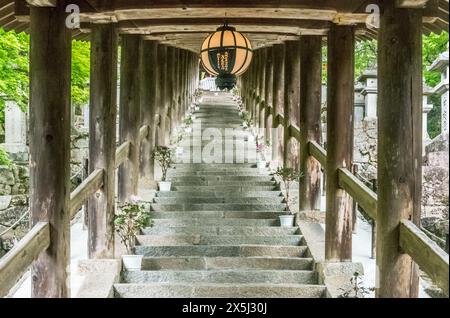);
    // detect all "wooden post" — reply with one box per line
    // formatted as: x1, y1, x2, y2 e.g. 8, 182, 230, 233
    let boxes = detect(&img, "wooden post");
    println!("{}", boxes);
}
283, 40, 301, 168
156, 44, 167, 146
165, 47, 174, 142
264, 46, 274, 143
299, 35, 322, 212
118, 35, 141, 202
253, 51, 260, 124
376, 2, 422, 298
272, 44, 285, 164
258, 48, 267, 129
325, 25, 355, 262
29, 2, 71, 298
139, 40, 158, 182
87, 24, 118, 259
